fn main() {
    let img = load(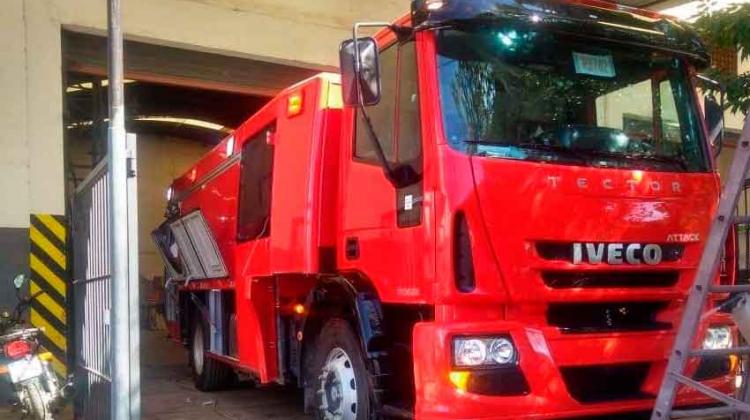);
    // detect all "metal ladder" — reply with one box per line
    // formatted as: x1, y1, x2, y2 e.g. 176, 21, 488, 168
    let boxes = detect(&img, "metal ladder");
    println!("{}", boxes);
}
651, 110, 750, 420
